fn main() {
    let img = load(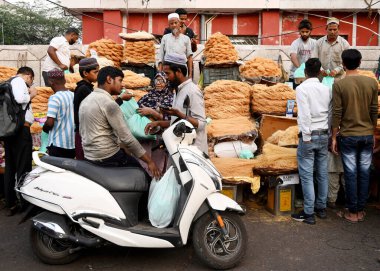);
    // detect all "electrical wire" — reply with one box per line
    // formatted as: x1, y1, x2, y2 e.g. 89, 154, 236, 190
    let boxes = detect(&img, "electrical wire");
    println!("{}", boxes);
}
42, 0, 380, 47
